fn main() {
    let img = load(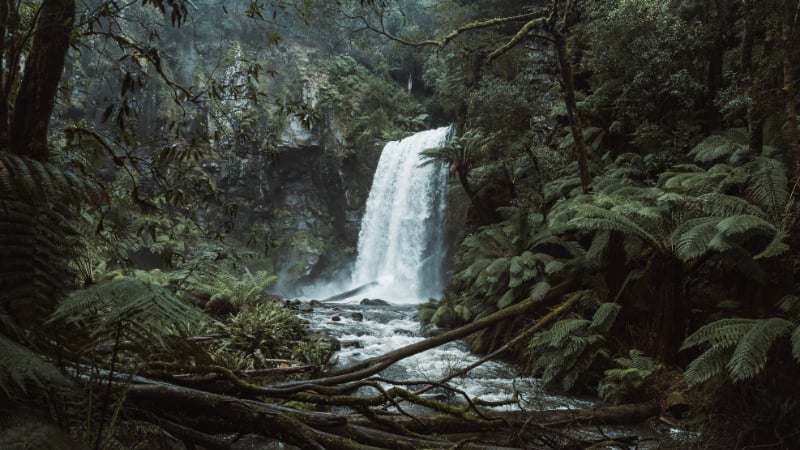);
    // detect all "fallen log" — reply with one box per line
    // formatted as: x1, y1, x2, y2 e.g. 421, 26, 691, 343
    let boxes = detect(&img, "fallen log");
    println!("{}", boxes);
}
349, 401, 661, 434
